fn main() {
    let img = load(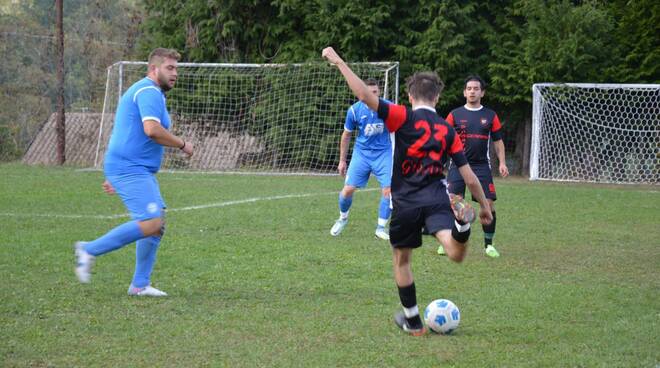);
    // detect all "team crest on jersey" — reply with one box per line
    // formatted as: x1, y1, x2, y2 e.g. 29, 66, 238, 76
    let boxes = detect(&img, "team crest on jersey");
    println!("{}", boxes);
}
480, 118, 488, 126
